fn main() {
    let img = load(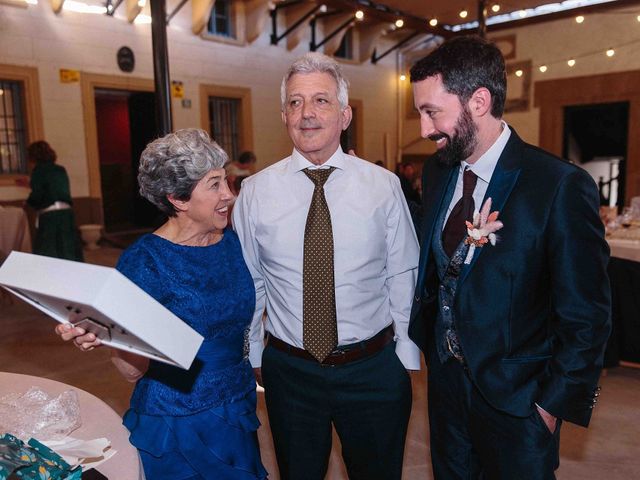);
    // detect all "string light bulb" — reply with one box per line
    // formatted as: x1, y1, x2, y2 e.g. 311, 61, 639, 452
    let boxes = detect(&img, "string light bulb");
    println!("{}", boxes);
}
515, 69, 523, 77
459, 10, 468, 18
400, 74, 406, 81
567, 59, 576, 67
606, 48, 615, 57
575, 15, 584, 23
429, 18, 438, 26
539, 65, 547, 73
492, 4, 500, 12
395, 19, 404, 27
355, 10, 364, 20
